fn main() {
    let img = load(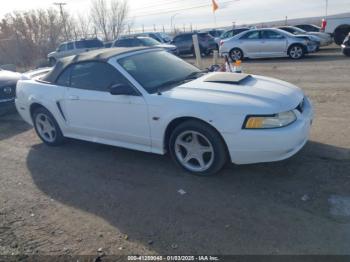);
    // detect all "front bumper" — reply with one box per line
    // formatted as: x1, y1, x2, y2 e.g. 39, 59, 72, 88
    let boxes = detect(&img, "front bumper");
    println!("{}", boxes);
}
306, 43, 319, 53
223, 97, 313, 165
